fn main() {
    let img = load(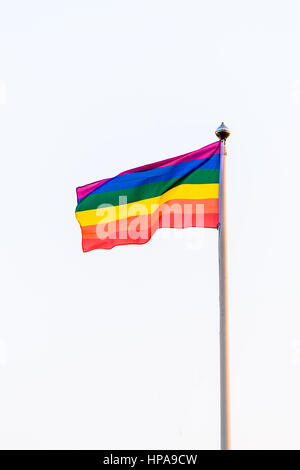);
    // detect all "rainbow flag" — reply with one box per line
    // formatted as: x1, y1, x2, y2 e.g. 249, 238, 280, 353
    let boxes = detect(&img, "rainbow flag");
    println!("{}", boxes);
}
75, 141, 221, 251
